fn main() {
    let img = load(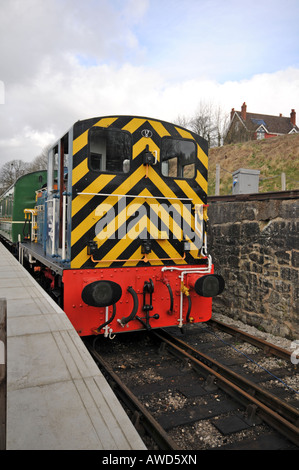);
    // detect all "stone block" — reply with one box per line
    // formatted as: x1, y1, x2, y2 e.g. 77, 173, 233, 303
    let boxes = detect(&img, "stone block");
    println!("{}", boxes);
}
291, 250, 299, 267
